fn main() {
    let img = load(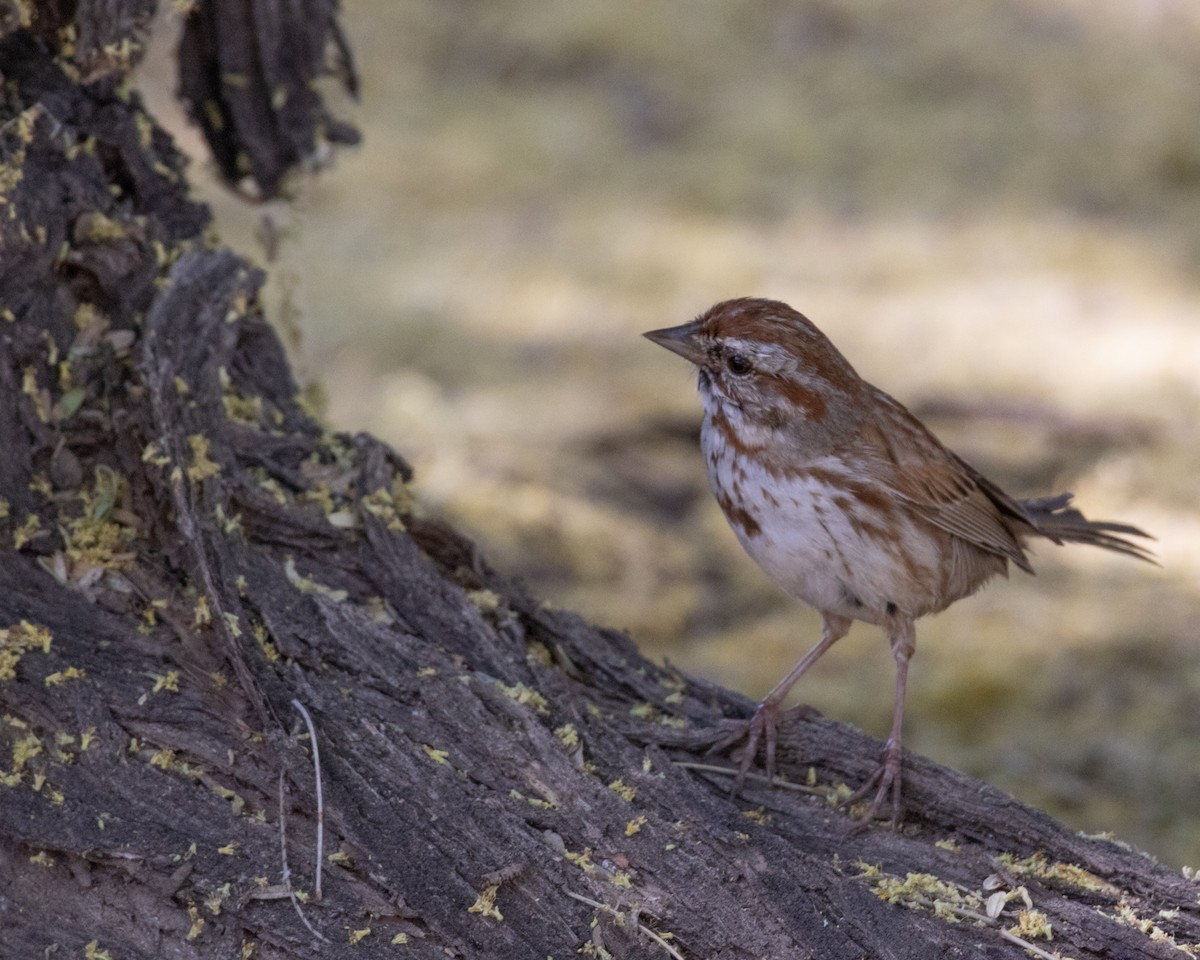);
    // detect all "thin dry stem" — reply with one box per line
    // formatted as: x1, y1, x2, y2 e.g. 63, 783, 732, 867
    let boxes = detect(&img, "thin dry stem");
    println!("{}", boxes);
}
291, 698, 324, 901
672, 760, 825, 796
278, 769, 329, 943
564, 890, 686, 960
